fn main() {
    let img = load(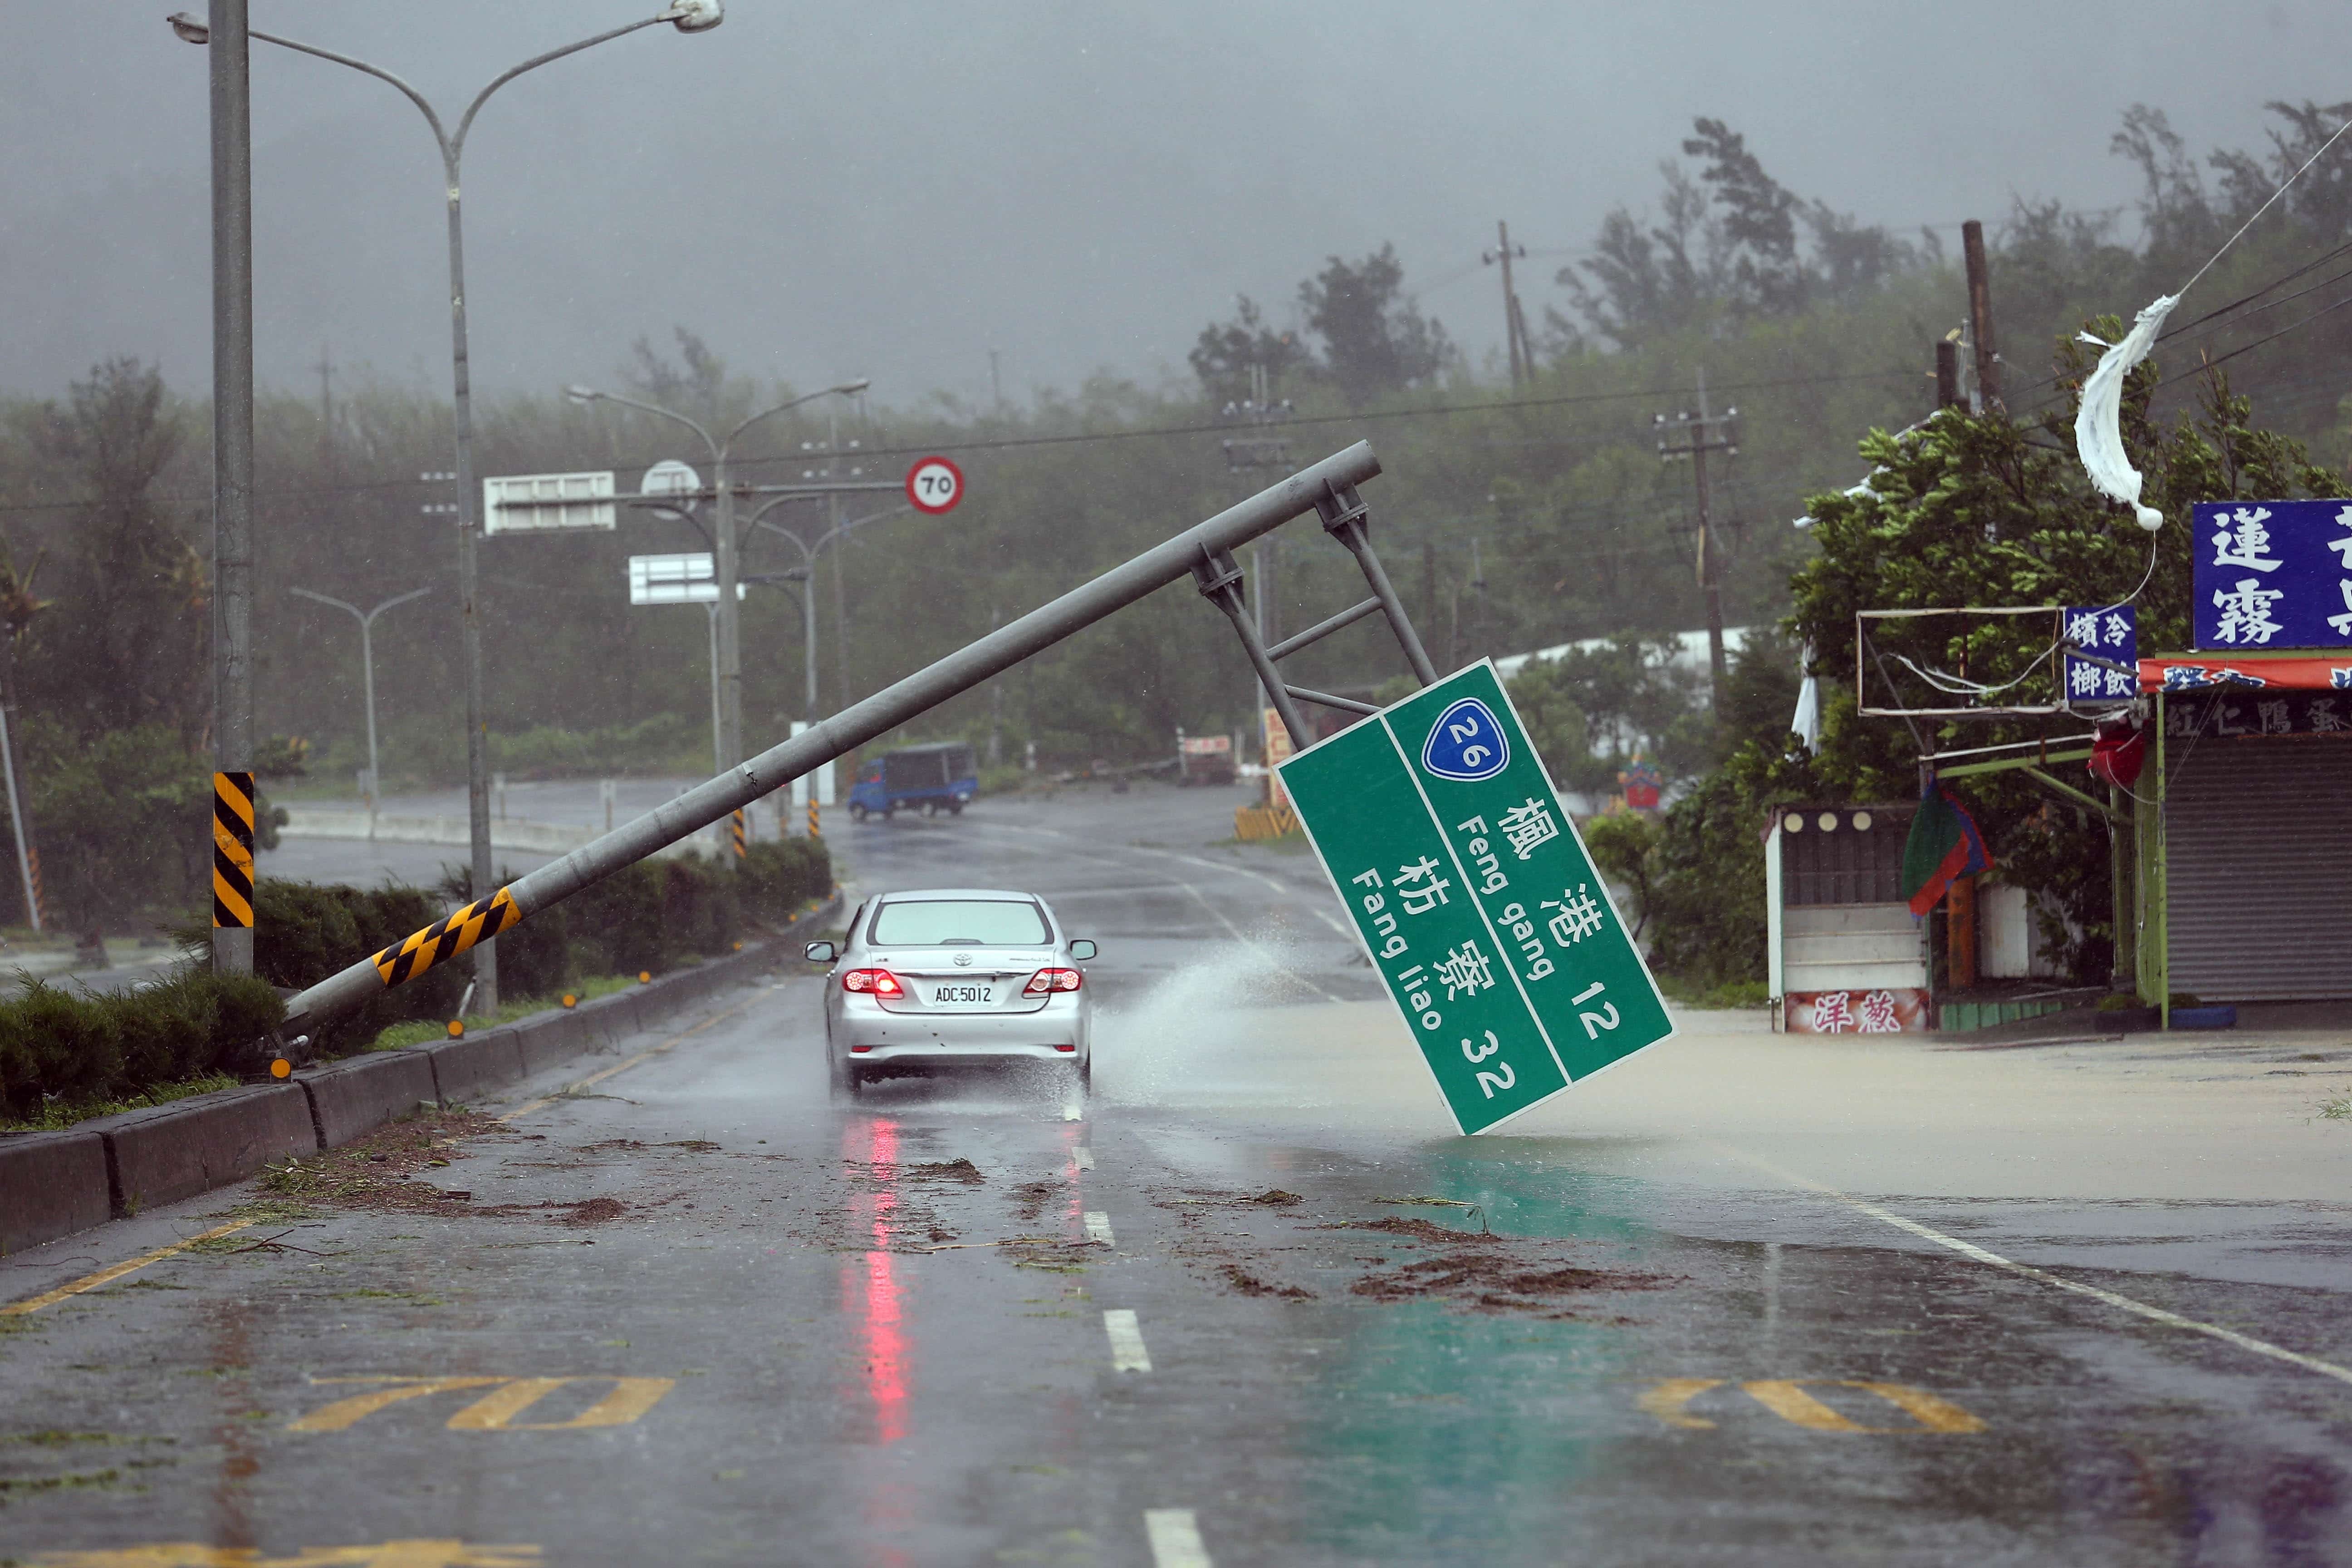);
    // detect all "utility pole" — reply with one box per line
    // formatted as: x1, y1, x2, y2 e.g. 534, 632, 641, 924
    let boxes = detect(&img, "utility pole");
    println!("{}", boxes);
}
1962, 219, 2001, 412
207, 0, 256, 977
1469, 534, 1488, 662
989, 349, 1004, 412
1655, 367, 1739, 713
314, 343, 336, 476
1221, 363, 1294, 763
1936, 333, 1962, 411
1482, 220, 1533, 386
